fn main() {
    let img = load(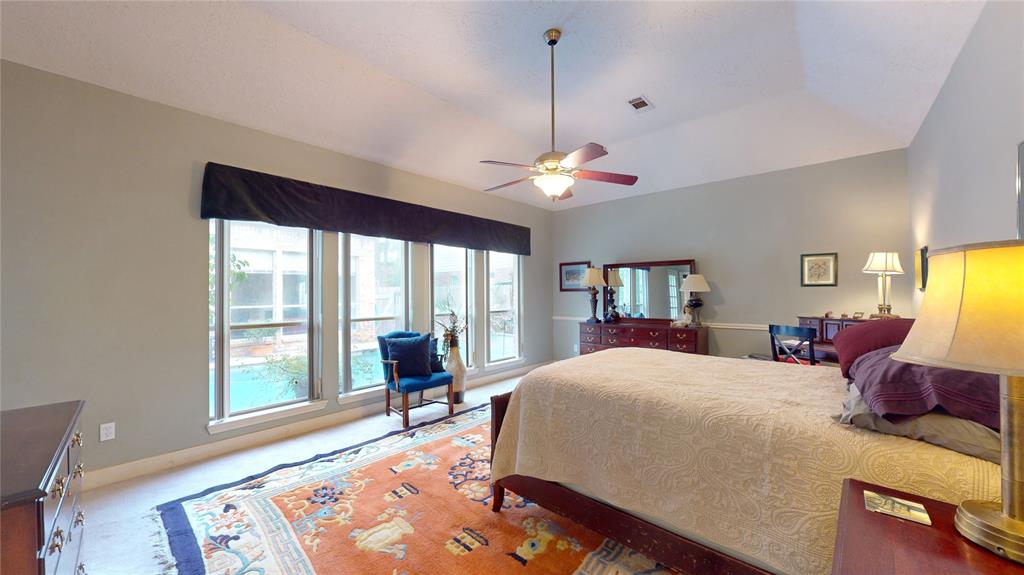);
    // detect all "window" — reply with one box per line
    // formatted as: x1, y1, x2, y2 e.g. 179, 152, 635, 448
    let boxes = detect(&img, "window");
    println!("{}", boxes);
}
432, 244, 472, 367
618, 268, 650, 318
209, 220, 318, 419
487, 251, 521, 363
343, 234, 407, 392
668, 272, 680, 318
